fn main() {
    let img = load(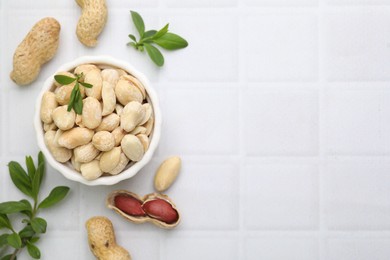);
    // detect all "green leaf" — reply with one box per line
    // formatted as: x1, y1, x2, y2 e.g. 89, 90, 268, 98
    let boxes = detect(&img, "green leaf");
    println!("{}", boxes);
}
130, 11, 145, 37
144, 43, 164, 67
8, 161, 32, 197
38, 186, 70, 209
0, 214, 11, 230
127, 42, 138, 49
25, 156, 36, 180
27, 241, 41, 259
128, 34, 137, 42
68, 86, 77, 112
19, 200, 33, 218
79, 82, 93, 88
54, 75, 76, 85
0, 201, 30, 214
1, 254, 13, 260
32, 163, 44, 200
30, 237, 40, 243
152, 23, 169, 40
144, 30, 157, 38
31, 218, 47, 234
7, 233, 21, 249
0, 234, 9, 247
154, 32, 188, 50
38, 152, 44, 168
73, 90, 83, 115
19, 225, 35, 239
